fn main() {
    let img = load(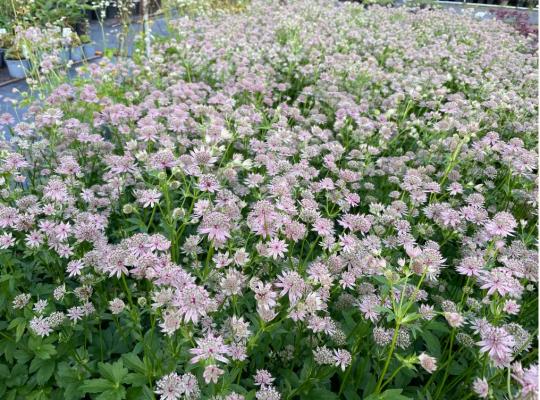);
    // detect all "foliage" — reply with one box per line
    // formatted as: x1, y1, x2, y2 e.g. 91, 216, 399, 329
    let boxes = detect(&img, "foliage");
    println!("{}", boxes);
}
80, 34, 92, 44
0, 2, 538, 400
4, 46, 26, 60
0, 0, 90, 32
